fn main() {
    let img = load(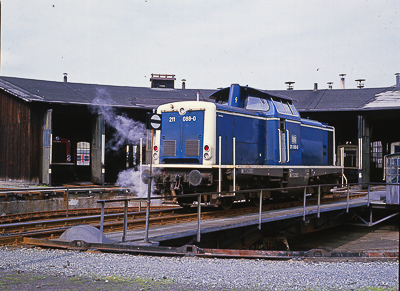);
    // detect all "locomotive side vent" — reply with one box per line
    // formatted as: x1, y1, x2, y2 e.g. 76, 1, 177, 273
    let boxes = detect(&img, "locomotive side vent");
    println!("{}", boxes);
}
163, 140, 176, 156
185, 140, 199, 156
